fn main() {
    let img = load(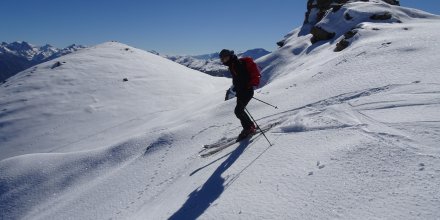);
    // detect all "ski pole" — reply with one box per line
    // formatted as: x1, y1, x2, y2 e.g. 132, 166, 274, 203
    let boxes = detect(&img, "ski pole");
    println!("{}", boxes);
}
252, 97, 278, 109
245, 108, 273, 146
